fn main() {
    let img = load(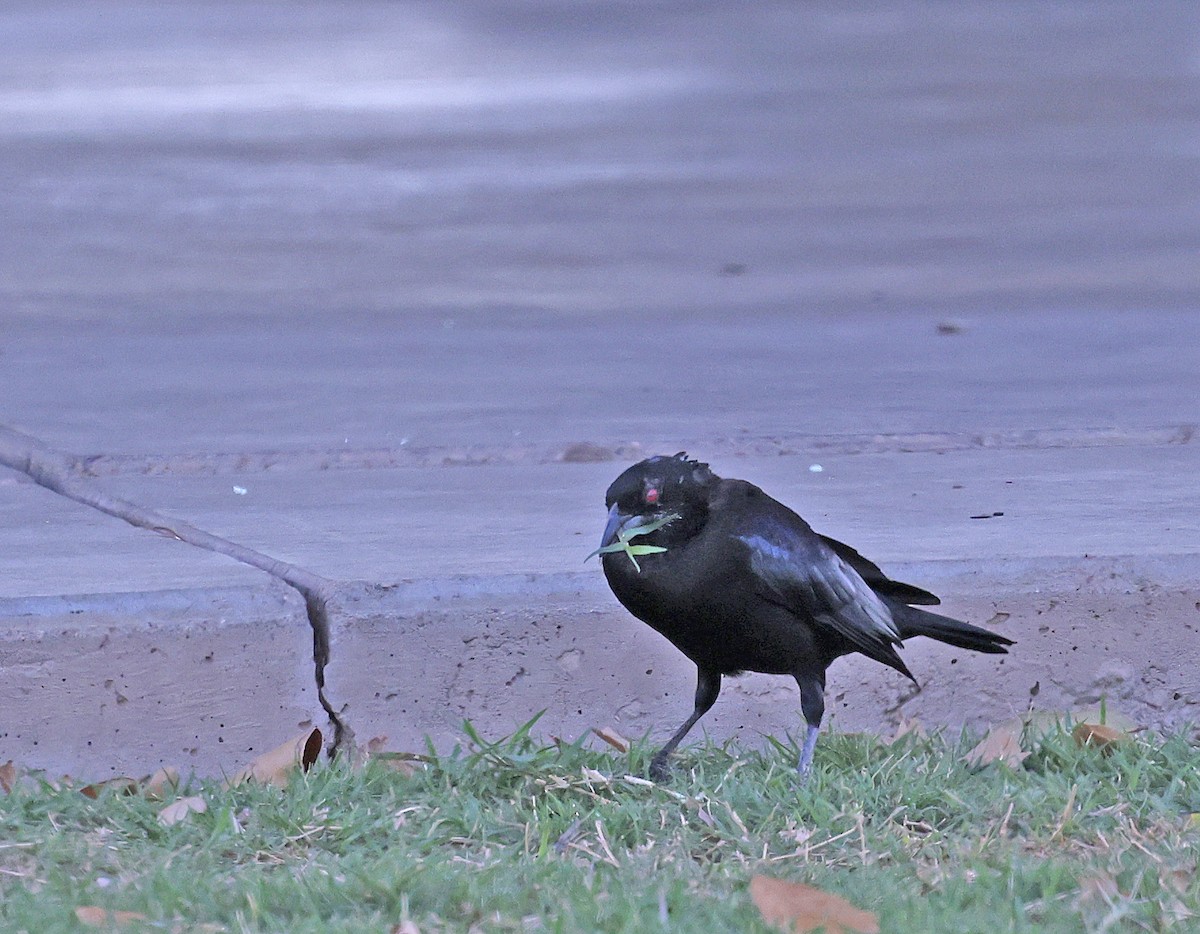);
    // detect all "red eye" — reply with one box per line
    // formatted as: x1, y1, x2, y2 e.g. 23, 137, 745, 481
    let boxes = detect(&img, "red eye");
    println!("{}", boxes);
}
644, 487, 660, 504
